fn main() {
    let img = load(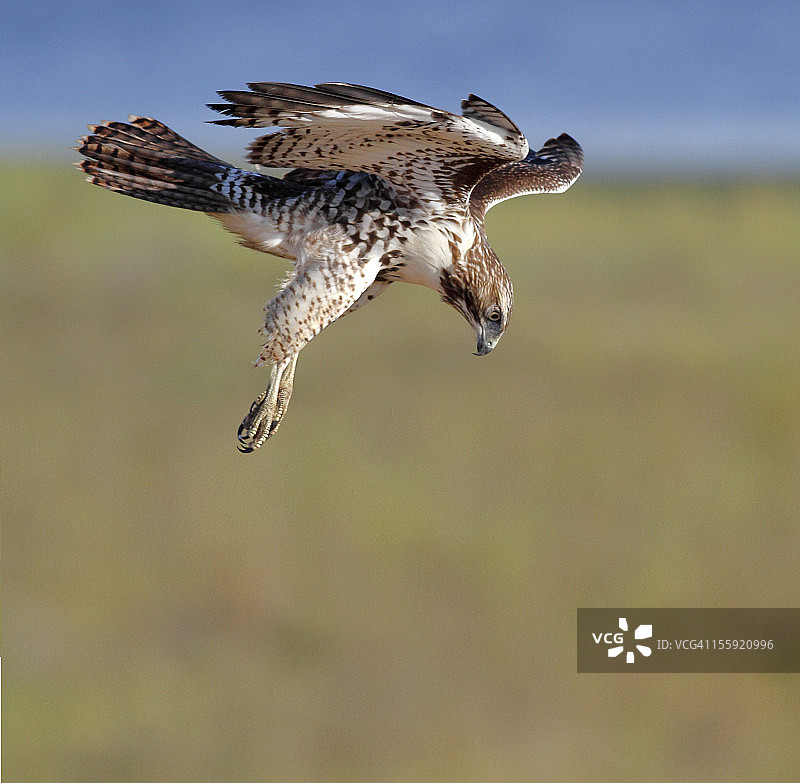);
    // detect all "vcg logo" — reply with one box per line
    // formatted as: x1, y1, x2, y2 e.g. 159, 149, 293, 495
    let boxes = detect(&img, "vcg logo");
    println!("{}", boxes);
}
592, 617, 653, 664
